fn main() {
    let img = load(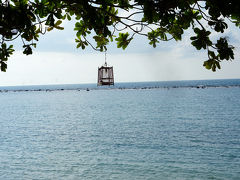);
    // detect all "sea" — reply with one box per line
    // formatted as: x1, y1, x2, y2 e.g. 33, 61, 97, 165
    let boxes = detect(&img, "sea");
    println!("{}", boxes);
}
0, 79, 239, 180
